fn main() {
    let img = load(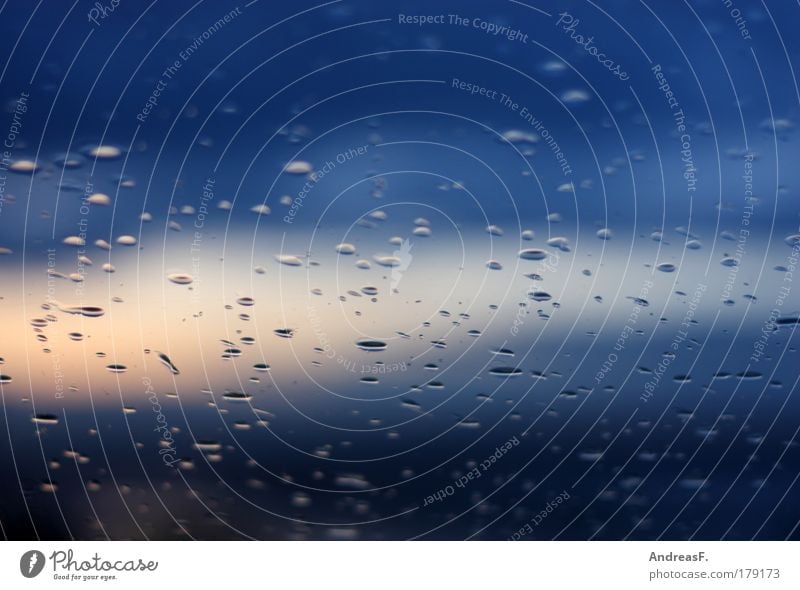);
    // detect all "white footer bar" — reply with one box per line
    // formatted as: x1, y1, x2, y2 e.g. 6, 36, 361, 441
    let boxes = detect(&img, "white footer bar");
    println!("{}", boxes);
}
0, 541, 795, 588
